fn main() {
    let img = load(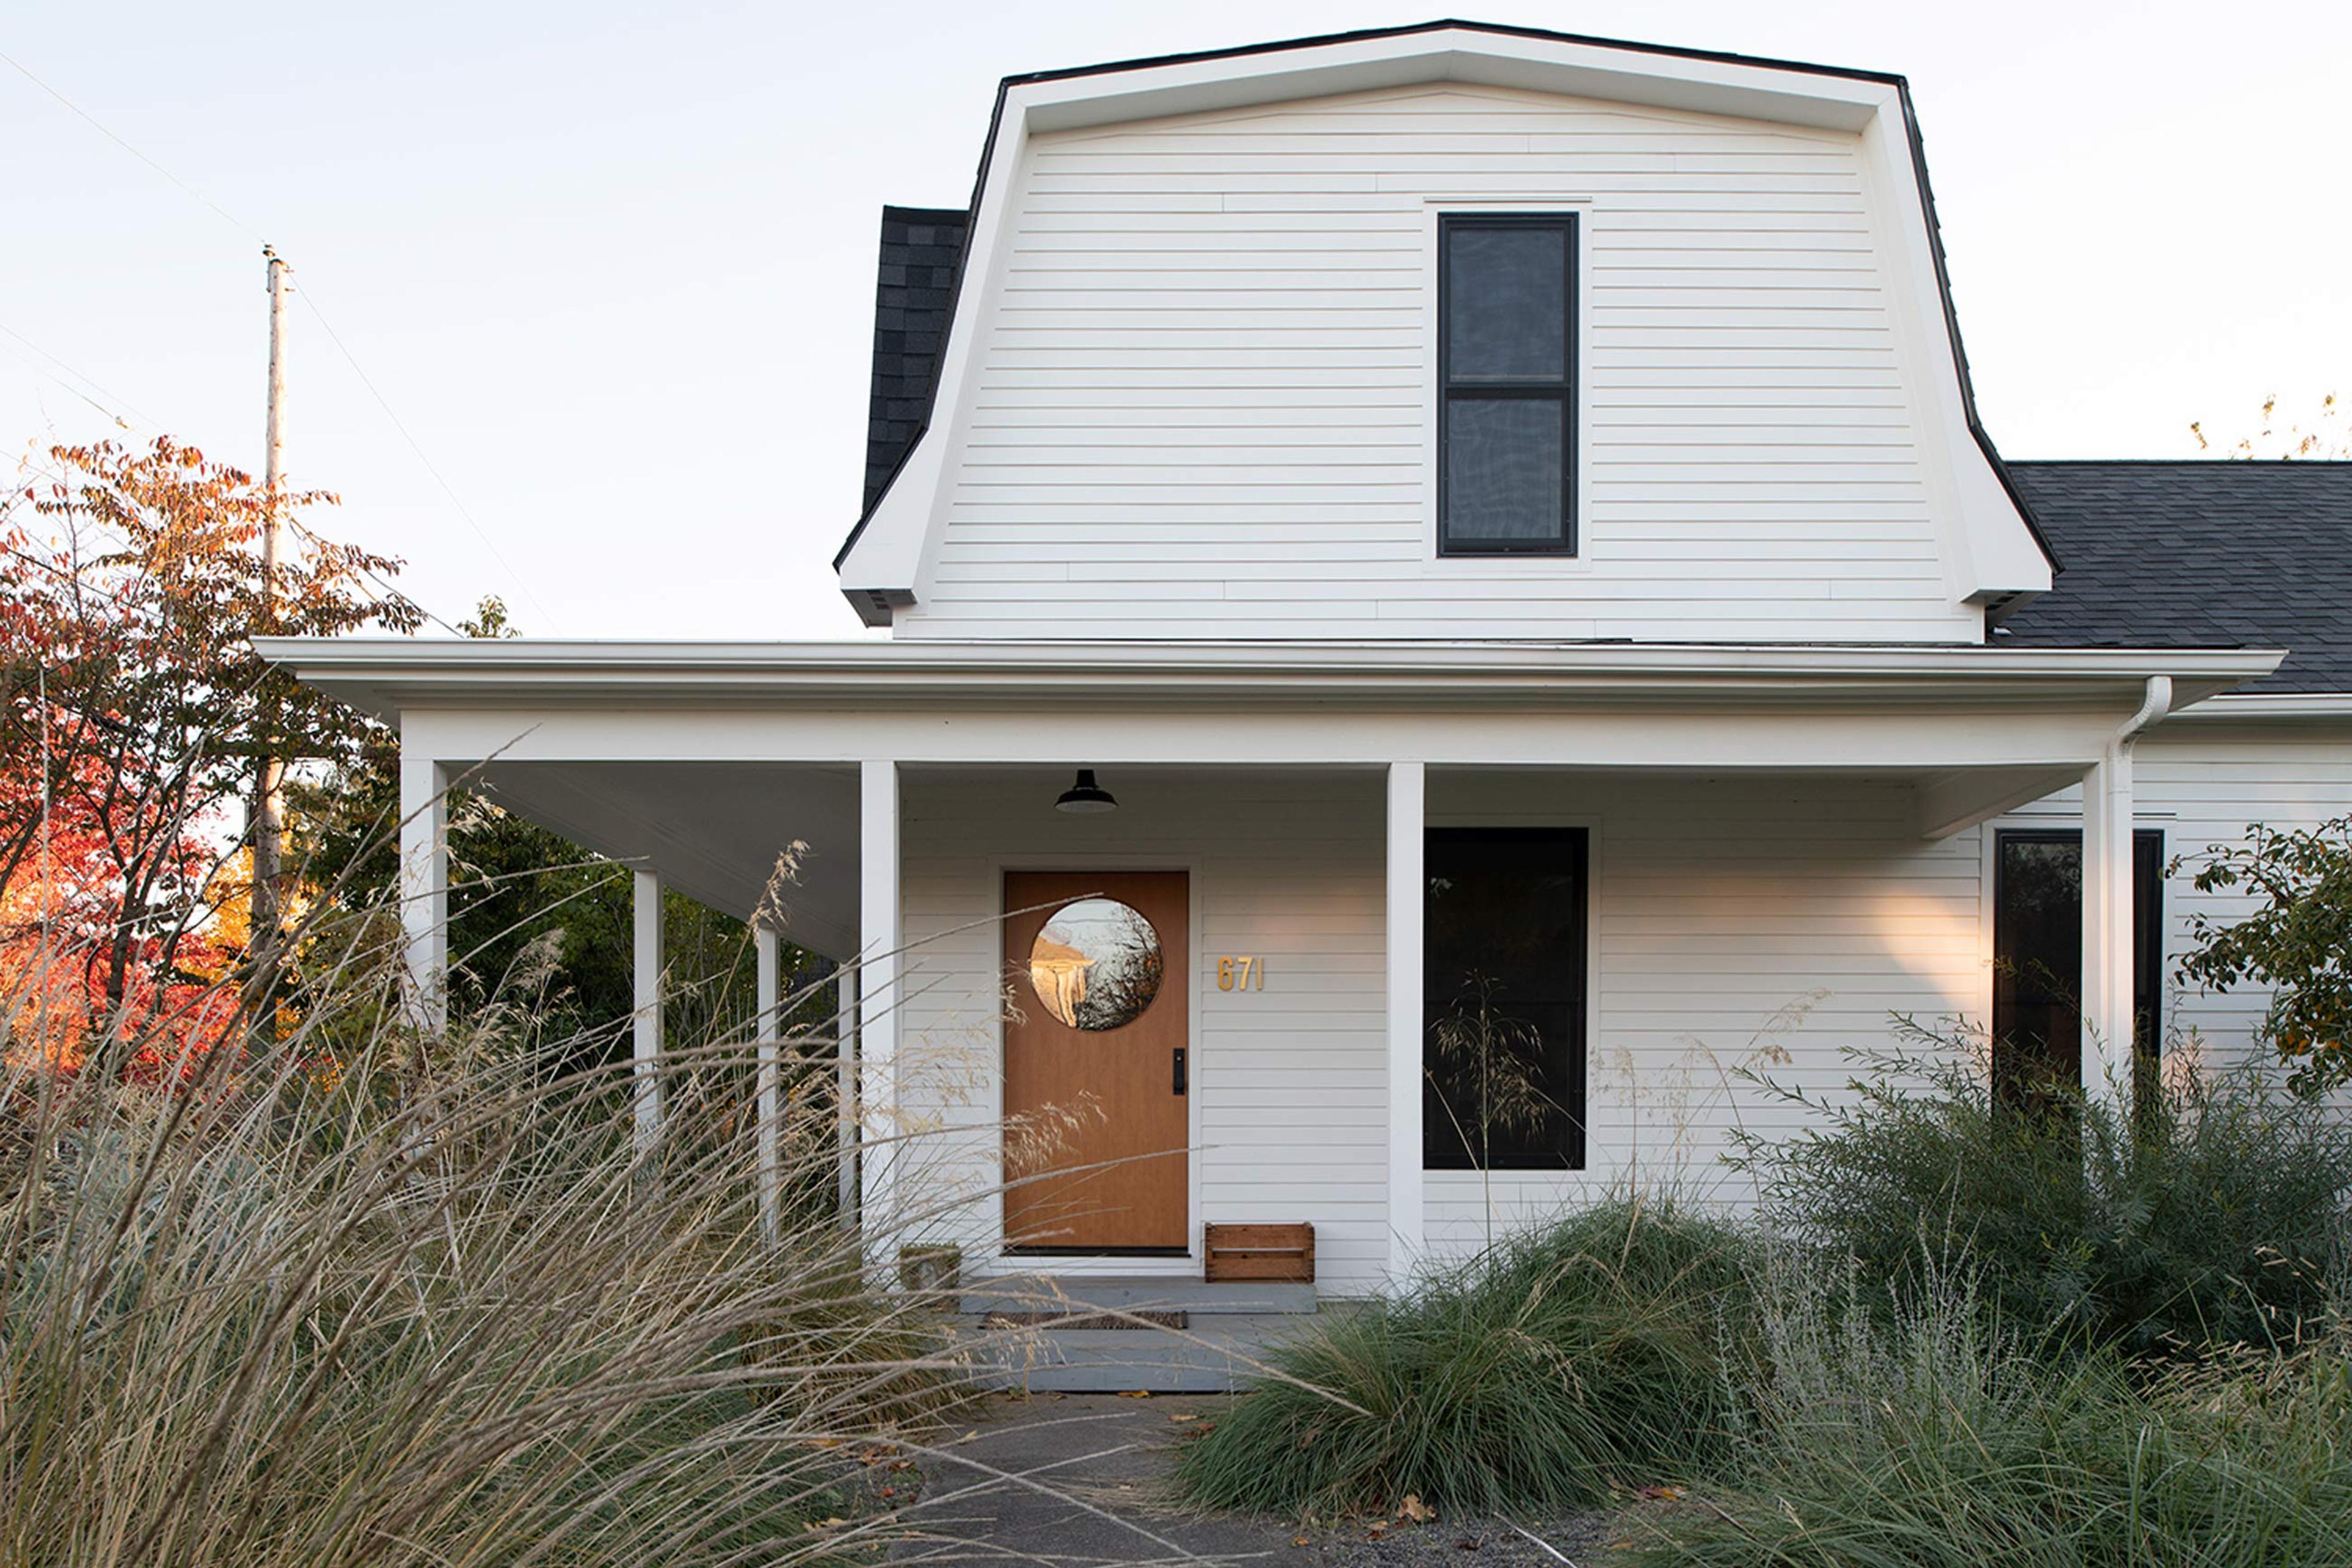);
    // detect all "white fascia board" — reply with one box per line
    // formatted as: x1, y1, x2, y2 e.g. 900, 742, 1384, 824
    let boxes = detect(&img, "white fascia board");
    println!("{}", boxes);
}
1013, 32, 1892, 135
834, 72, 1032, 615
1855, 111, 2049, 605
833, 25, 1944, 616
258, 636, 2285, 722
2161, 692, 2352, 724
